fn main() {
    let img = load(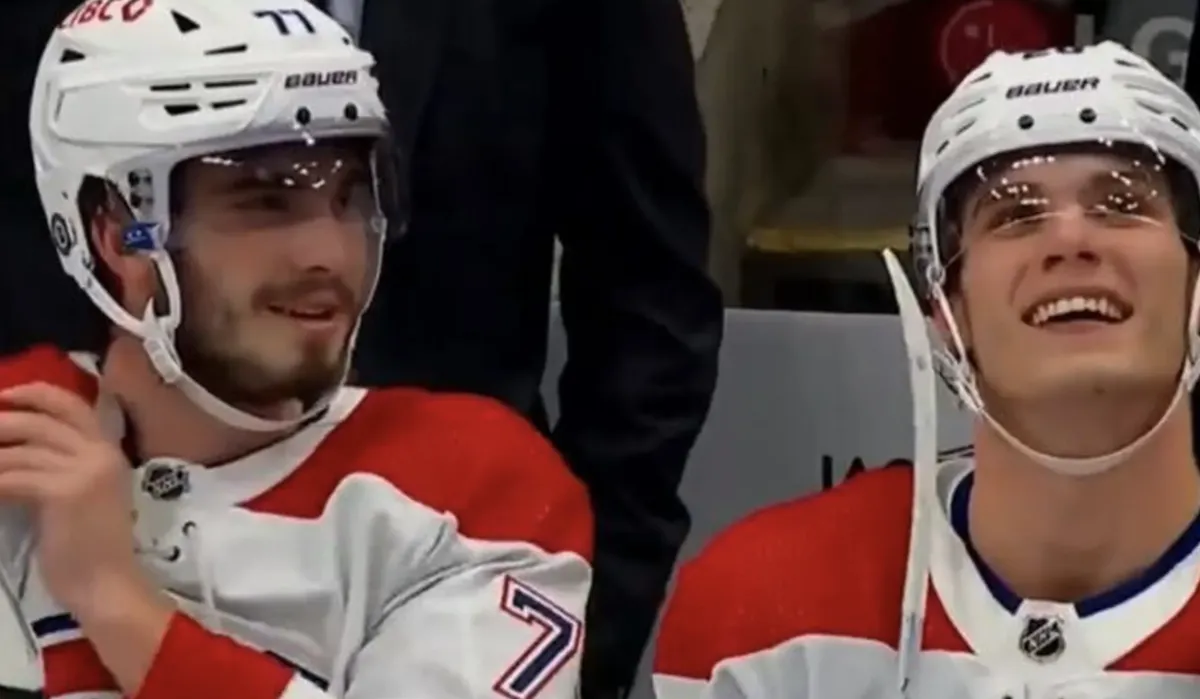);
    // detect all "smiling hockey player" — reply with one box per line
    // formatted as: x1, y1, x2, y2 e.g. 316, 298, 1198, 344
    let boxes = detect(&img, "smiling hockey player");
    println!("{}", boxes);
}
653, 41, 1200, 698
0, 1, 592, 697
